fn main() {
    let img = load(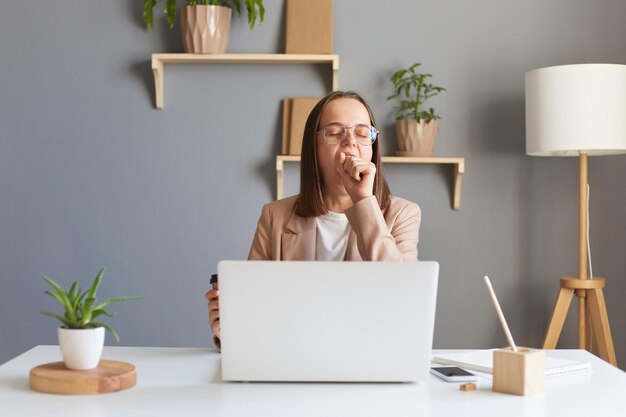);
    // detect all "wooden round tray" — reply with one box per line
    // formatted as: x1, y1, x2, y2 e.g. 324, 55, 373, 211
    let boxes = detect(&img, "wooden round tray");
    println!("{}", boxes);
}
30, 360, 136, 395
